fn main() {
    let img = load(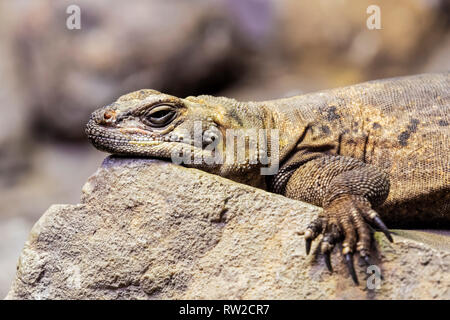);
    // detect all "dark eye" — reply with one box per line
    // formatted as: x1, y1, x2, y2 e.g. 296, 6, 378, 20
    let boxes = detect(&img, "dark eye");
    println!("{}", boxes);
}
143, 104, 177, 127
